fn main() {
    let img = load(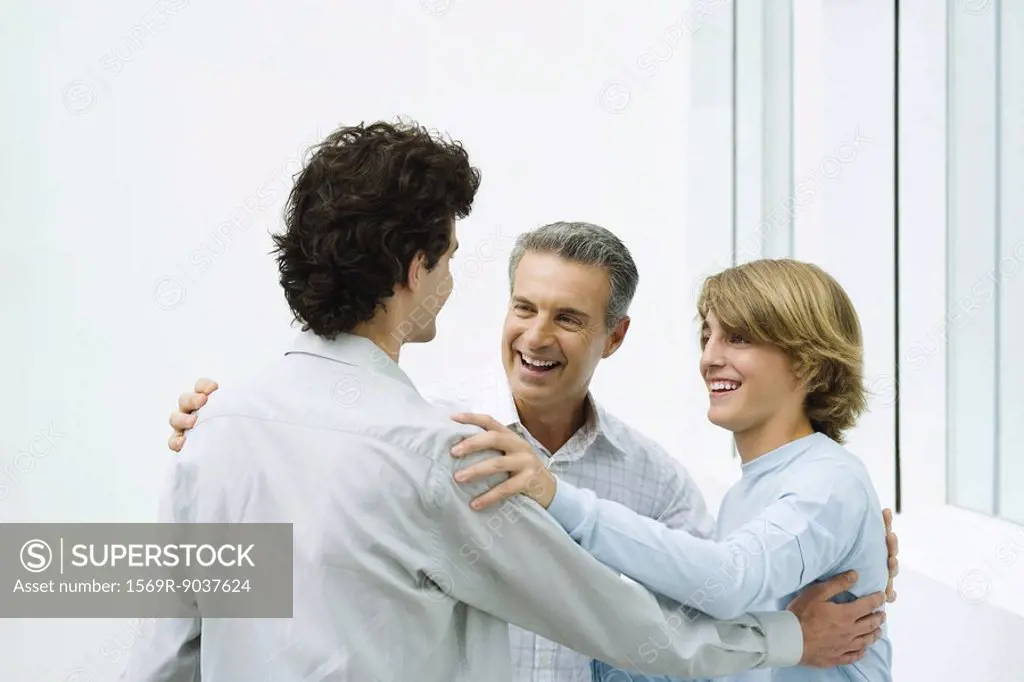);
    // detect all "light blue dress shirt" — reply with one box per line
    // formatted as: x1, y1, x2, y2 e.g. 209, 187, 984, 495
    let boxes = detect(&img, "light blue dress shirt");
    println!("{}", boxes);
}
121, 331, 804, 681
552, 432, 892, 682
